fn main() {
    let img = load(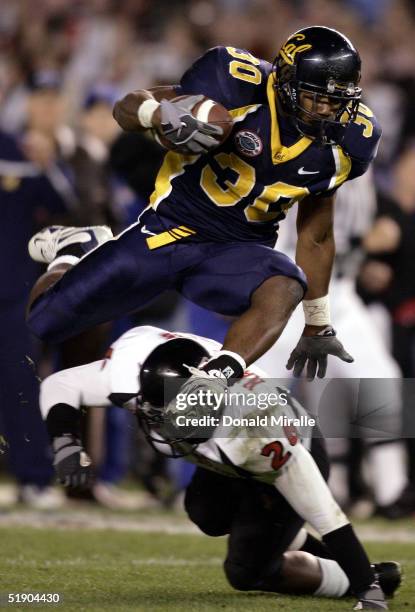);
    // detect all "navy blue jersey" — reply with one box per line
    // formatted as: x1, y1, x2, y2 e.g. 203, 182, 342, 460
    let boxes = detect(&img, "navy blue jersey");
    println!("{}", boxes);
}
149, 46, 381, 244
